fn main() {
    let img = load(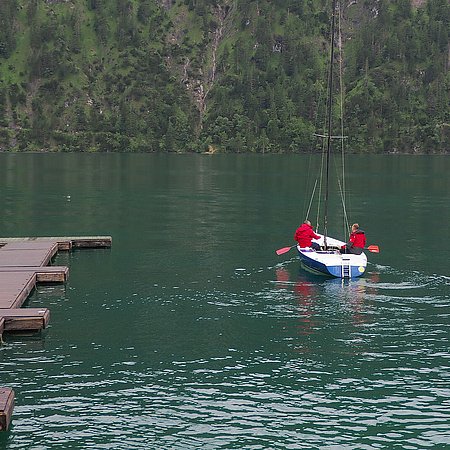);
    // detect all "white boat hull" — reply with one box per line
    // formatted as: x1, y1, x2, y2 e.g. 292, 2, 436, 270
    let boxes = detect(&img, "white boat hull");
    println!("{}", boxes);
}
297, 234, 367, 278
